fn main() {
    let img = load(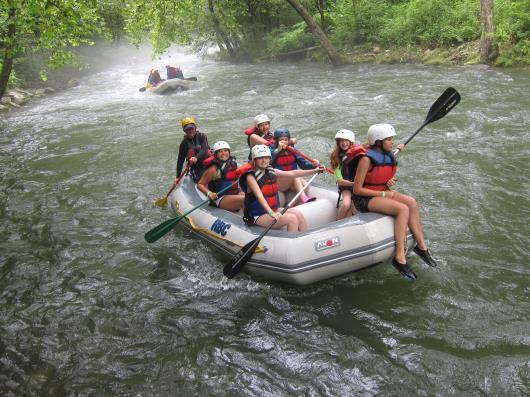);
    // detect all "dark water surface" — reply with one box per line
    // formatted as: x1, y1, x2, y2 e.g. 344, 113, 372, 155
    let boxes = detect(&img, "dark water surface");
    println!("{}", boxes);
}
1, 47, 529, 396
